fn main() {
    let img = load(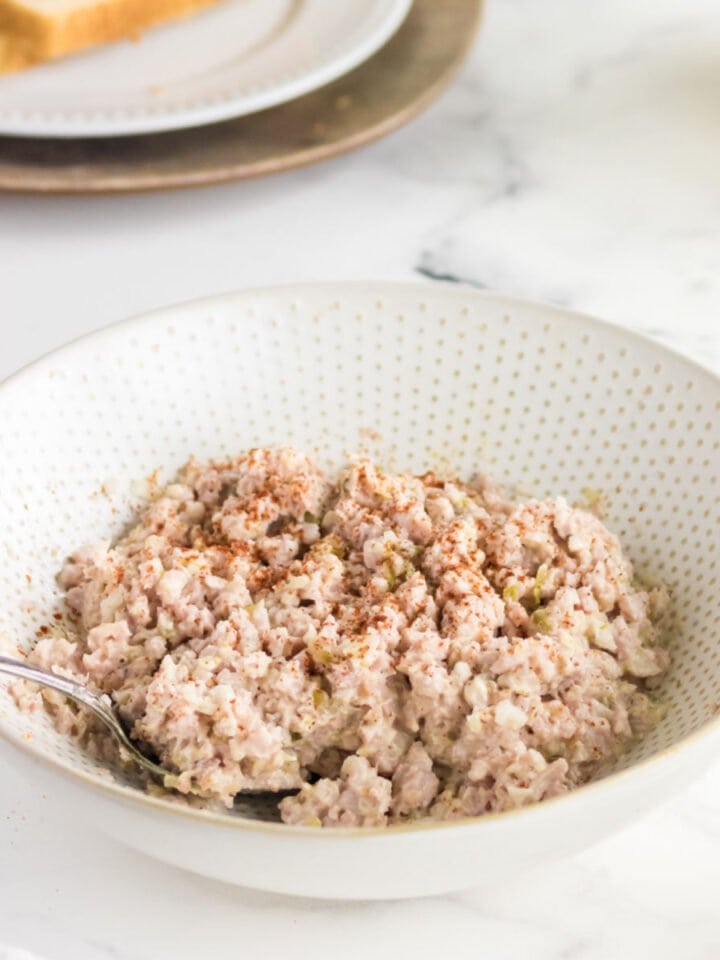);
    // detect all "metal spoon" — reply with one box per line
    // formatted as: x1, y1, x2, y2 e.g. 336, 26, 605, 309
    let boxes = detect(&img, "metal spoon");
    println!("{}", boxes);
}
0, 653, 172, 782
